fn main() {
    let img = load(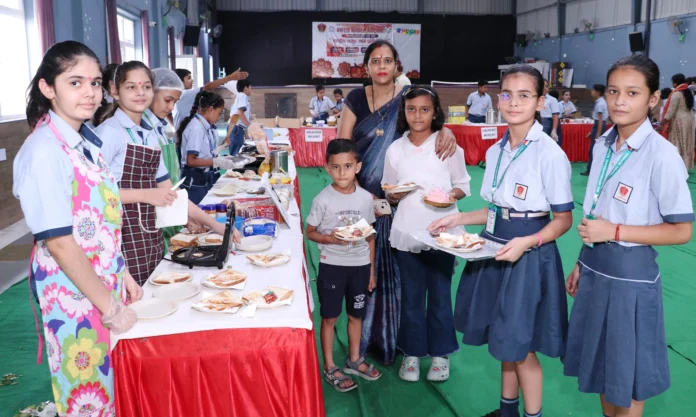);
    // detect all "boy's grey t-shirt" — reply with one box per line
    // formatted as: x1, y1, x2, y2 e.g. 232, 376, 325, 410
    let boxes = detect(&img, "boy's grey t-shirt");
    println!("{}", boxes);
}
306, 184, 376, 267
